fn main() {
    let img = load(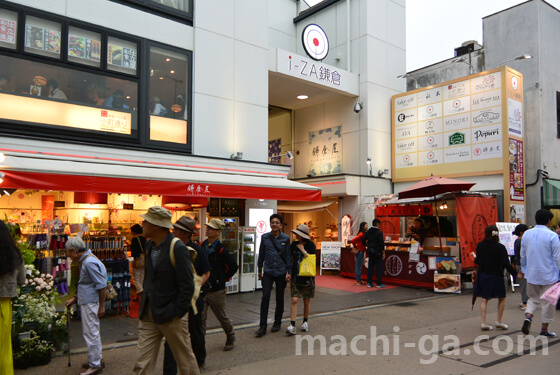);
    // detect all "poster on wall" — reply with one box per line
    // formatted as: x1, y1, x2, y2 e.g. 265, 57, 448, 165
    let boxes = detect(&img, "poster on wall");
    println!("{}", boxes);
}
0, 18, 16, 44
41, 195, 54, 224
510, 204, 525, 224
308, 126, 342, 176
320, 242, 342, 271
268, 138, 281, 164
509, 138, 524, 201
